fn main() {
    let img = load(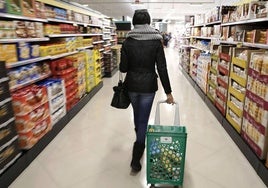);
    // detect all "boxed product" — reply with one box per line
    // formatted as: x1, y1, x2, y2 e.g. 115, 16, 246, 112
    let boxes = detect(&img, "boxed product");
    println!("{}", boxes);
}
34, 1, 45, 18
34, 22, 43, 38
0, 136, 21, 174
17, 42, 31, 61
30, 45, 39, 58
249, 52, 268, 76
20, 0, 36, 17
39, 79, 65, 99
0, 21, 16, 39
241, 116, 268, 159
244, 30, 256, 43
15, 102, 49, 133
0, 44, 18, 63
17, 116, 51, 149
14, 21, 27, 38
0, 0, 6, 12
242, 1, 259, 20
256, 1, 268, 18
25, 22, 36, 38
51, 105, 66, 126
6, 0, 21, 15
49, 93, 65, 113
254, 30, 268, 44
0, 118, 16, 147
11, 85, 48, 116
